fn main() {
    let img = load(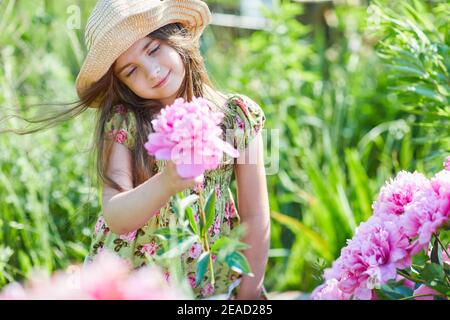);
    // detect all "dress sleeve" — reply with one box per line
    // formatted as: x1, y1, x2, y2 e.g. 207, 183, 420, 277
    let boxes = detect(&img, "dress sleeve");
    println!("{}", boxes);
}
226, 94, 266, 152
104, 104, 136, 150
